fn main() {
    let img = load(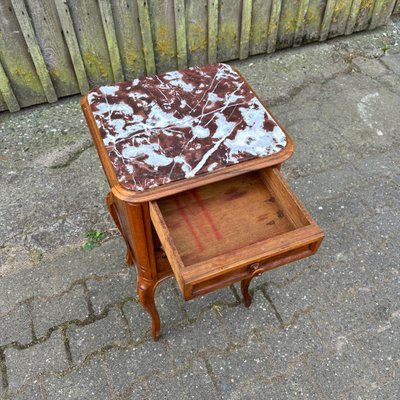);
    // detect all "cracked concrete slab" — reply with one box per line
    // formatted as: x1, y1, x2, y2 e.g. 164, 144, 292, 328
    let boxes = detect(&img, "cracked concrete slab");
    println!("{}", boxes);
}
0, 17, 399, 400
